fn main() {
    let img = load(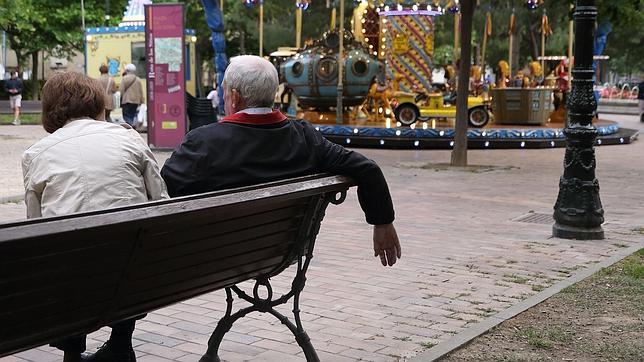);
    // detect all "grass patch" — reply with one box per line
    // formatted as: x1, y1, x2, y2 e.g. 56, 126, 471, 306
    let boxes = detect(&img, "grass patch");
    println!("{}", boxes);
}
503, 274, 530, 284
419, 341, 436, 349
531, 284, 546, 292
518, 326, 571, 349
0, 113, 41, 125
393, 336, 412, 341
